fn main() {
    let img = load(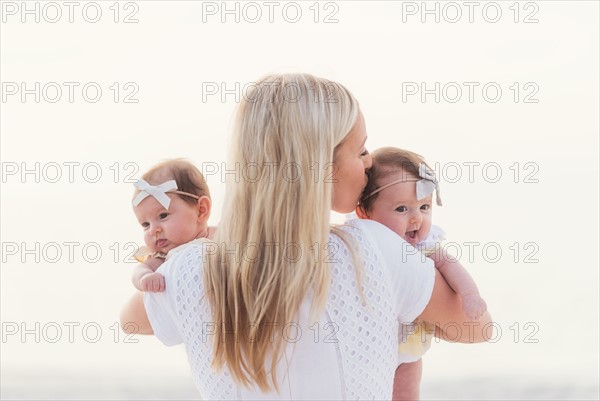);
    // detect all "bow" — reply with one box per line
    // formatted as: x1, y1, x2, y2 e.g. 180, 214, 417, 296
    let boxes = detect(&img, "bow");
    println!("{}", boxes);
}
132, 179, 178, 209
416, 164, 442, 206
